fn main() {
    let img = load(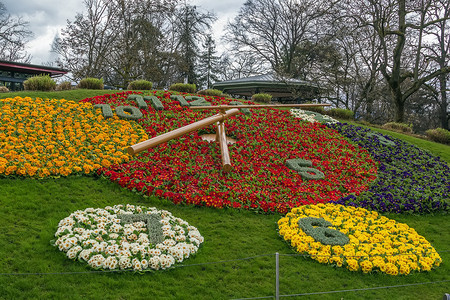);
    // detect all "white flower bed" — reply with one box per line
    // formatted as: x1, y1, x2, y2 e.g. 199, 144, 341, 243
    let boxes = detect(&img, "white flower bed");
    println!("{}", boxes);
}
290, 108, 338, 124
53, 204, 204, 271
